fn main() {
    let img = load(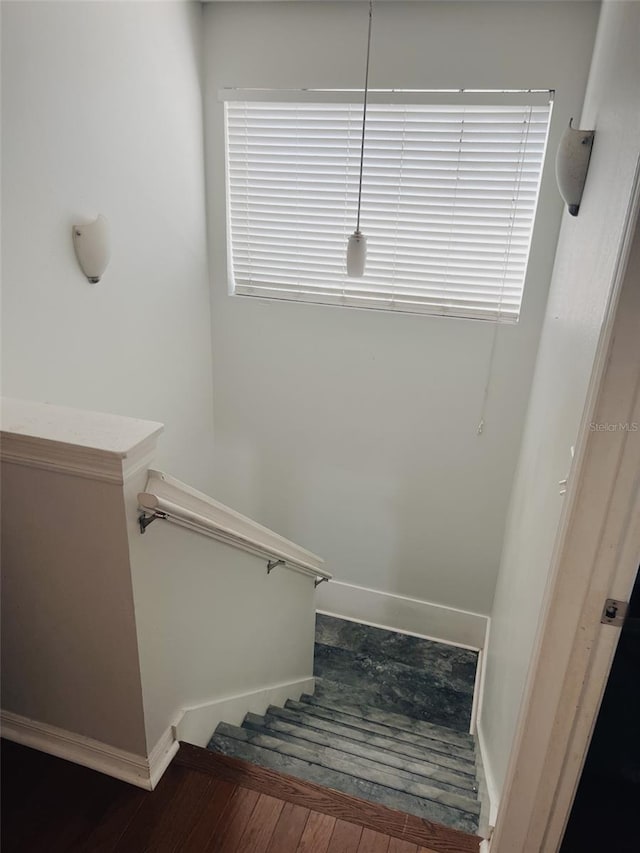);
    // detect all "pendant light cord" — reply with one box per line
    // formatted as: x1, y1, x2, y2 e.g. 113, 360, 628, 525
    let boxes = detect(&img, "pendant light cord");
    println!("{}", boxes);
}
355, 0, 374, 233
477, 321, 499, 435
